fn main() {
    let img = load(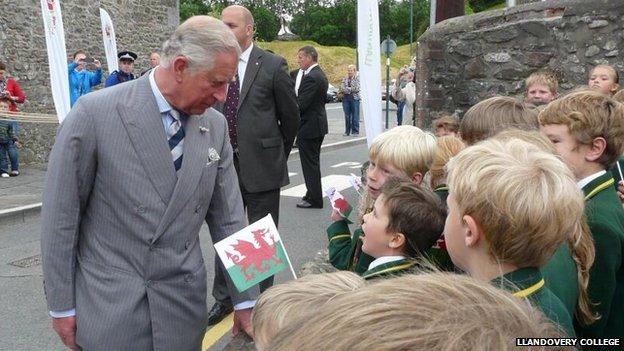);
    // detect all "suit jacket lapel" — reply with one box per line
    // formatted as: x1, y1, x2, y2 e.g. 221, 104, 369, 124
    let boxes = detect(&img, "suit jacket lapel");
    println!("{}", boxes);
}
238, 46, 263, 109
118, 77, 177, 205
153, 115, 210, 242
